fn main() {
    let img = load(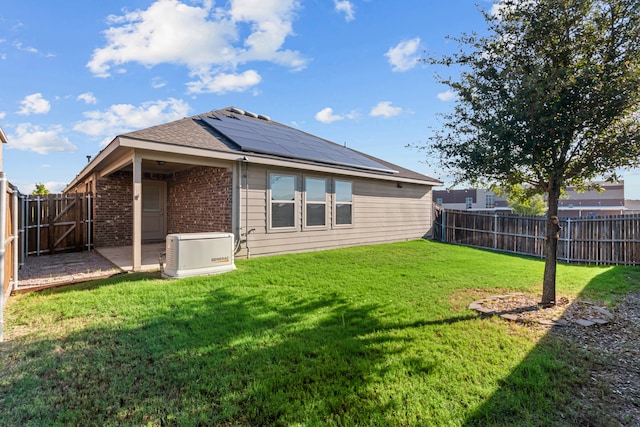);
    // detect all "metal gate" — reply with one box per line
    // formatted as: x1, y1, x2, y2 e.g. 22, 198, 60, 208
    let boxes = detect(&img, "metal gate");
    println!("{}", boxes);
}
19, 193, 93, 263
